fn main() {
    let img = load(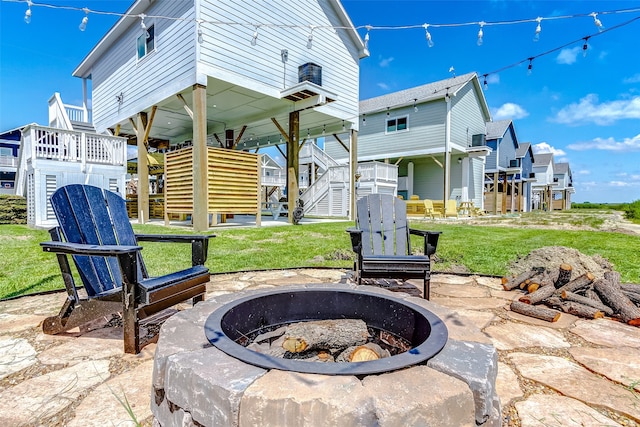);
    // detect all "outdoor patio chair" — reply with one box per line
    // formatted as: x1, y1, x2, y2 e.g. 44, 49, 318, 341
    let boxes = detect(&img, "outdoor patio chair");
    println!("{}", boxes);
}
347, 194, 442, 299
423, 199, 443, 219
40, 184, 214, 353
444, 199, 459, 218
